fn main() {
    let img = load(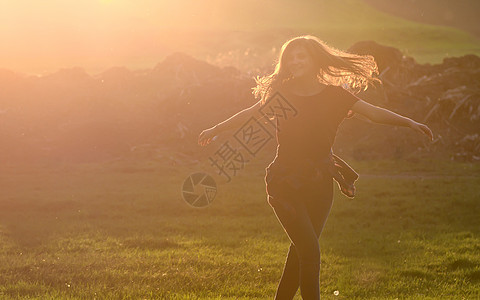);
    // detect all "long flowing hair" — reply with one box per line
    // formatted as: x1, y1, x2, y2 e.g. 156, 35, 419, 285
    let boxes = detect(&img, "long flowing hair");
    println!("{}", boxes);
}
252, 35, 380, 105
